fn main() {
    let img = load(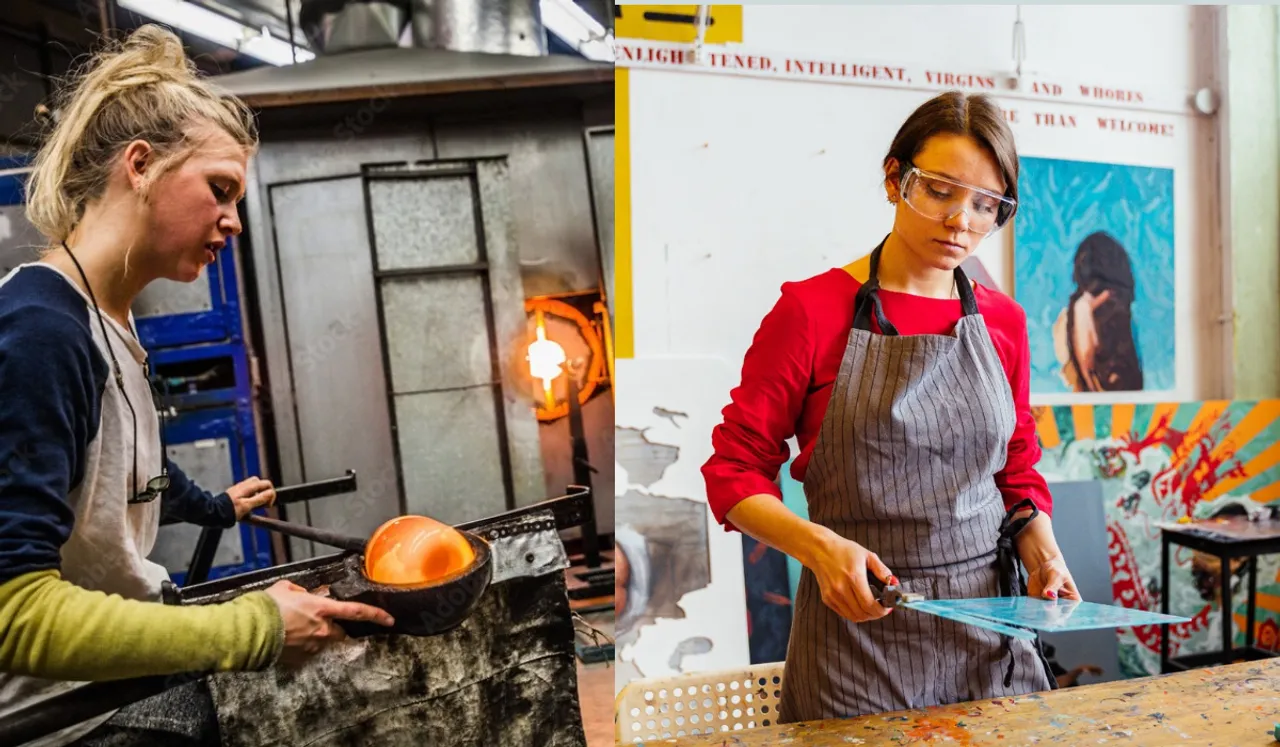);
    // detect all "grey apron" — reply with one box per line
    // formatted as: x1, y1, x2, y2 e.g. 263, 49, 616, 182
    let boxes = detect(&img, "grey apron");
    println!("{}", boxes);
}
779, 241, 1056, 724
